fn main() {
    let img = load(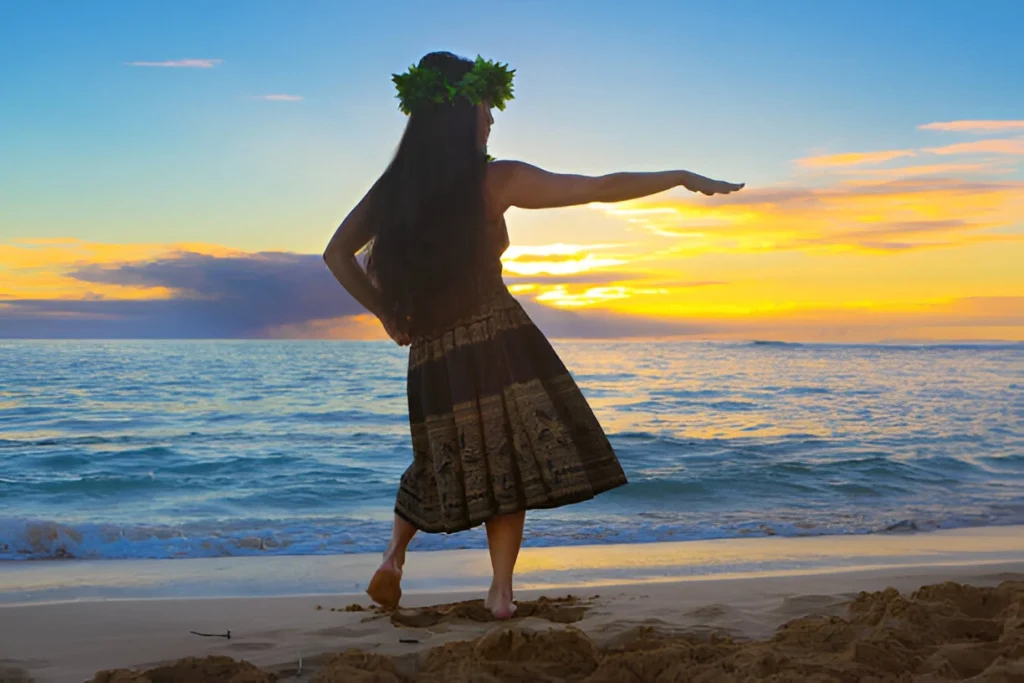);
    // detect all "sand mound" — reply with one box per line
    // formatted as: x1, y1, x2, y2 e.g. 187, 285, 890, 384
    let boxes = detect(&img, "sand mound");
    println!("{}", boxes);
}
310, 651, 409, 683
92, 581, 1024, 682
0, 664, 32, 683
91, 656, 276, 683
